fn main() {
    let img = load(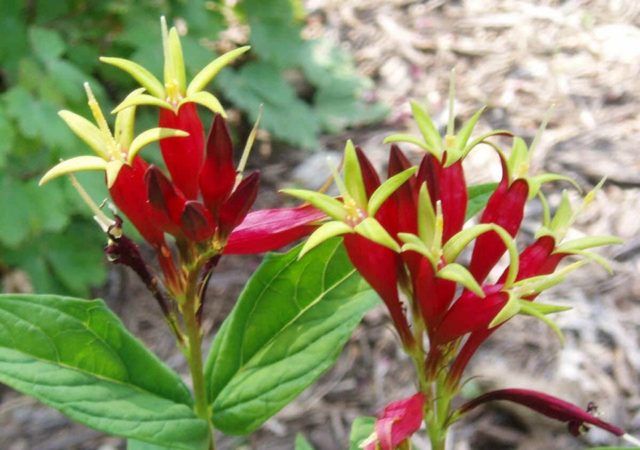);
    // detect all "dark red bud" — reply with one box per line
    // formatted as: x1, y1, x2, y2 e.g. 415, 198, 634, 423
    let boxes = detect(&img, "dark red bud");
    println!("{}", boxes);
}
218, 171, 260, 237
458, 388, 624, 438
145, 165, 186, 235
181, 201, 215, 242
354, 146, 381, 198
200, 114, 237, 218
